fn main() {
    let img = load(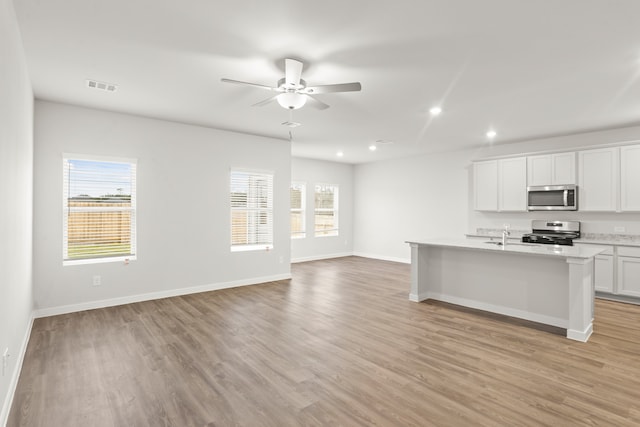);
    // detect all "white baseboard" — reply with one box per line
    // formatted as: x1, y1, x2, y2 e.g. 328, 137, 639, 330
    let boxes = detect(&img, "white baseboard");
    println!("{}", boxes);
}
409, 292, 429, 302
33, 273, 292, 318
291, 252, 353, 263
352, 252, 410, 264
1, 313, 34, 427
567, 324, 593, 343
